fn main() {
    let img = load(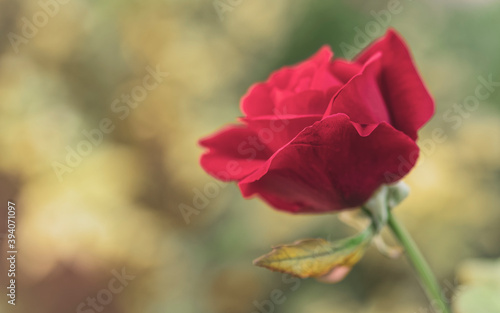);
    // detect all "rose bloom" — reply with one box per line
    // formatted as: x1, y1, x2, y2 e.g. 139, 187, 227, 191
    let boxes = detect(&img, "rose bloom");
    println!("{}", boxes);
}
199, 30, 434, 214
